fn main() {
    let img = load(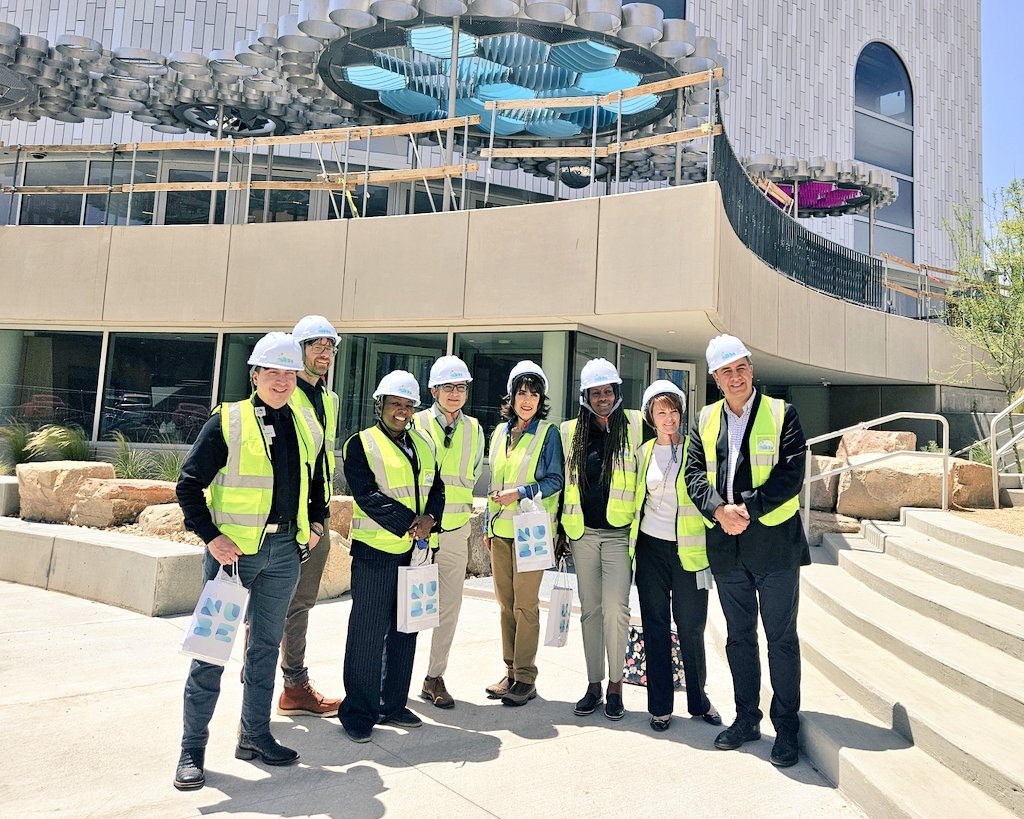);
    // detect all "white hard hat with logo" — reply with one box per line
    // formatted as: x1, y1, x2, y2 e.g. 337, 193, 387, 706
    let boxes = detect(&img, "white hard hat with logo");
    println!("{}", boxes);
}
428, 355, 473, 388
373, 370, 421, 406
641, 379, 687, 422
579, 358, 622, 392
706, 334, 752, 372
506, 360, 549, 396
247, 332, 304, 371
292, 315, 340, 346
